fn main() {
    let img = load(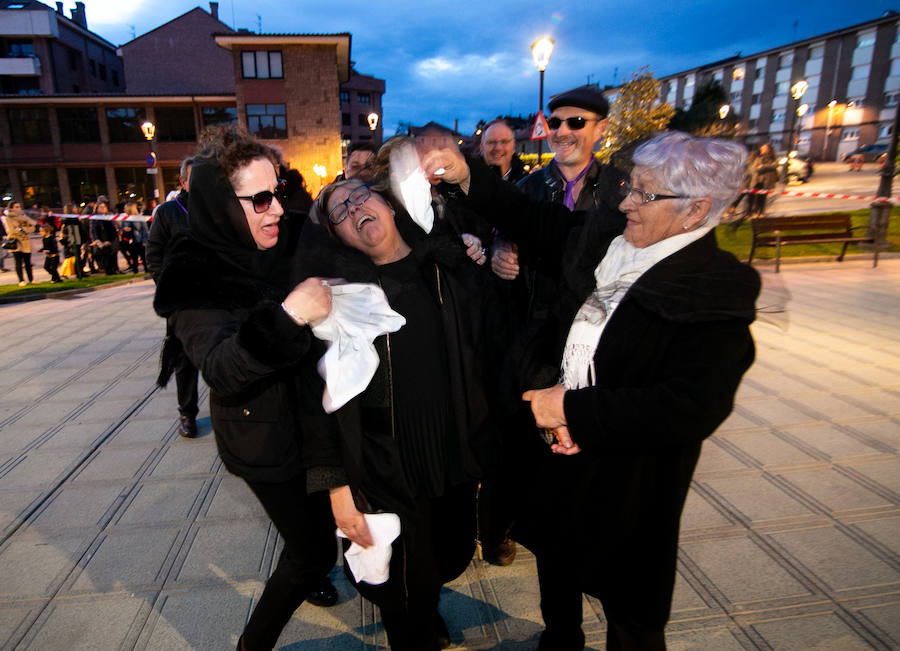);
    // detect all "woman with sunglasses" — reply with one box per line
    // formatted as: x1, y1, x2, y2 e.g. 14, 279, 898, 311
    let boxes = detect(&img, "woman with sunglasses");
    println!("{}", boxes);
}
425, 131, 760, 650
297, 176, 497, 651
153, 125, 338, 651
